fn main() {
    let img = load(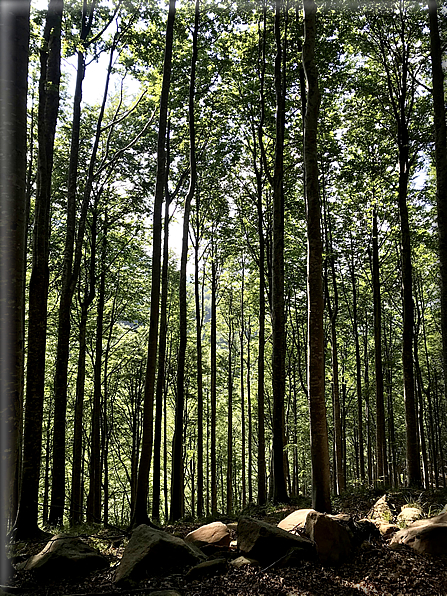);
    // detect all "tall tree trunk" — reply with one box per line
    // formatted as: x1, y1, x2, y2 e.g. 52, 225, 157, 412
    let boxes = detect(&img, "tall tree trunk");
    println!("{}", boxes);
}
421, 290, 438, 487
87, 215, 107, 523
0, 0, 31, 550
323, 195, 344, 495
13, 0, 63, 540
193, 204, 204, 518
210, 240, 218, 515
226, 304, 234, 515
70, 211, 97, 525
398, 119, 421, 488
364, 321, 373, 485
271, 0, 288, 504
152, 165, 170, 522
240, 266, 246, 508
414, 281, 430, 488
303, 0, 331, 513
349, 239, 365, 482
171, 0, 199, 522
246, 321, 253, 504
428, 0, 447, 400
133, 0, 176, 527
256, 4, 267, 506
49, 1, 97, 526
372, 206, 387, 486
375, 6, 421, 488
